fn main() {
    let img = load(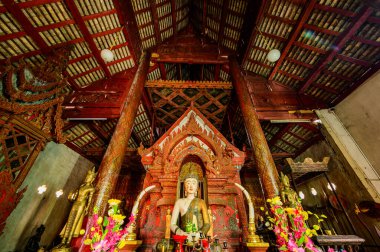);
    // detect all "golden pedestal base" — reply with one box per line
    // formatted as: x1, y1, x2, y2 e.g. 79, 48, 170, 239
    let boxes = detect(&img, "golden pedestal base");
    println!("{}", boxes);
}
244, 242, 270, 252
119, 240, 143, 252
